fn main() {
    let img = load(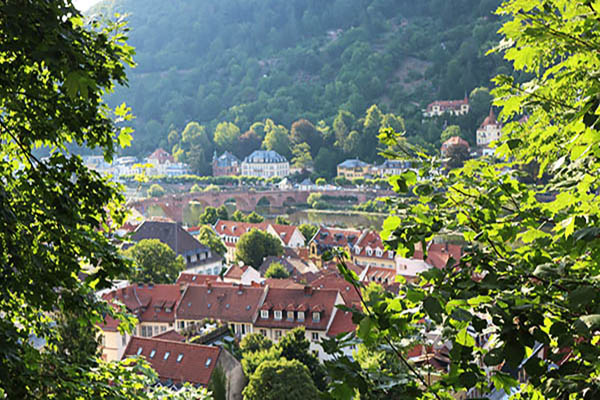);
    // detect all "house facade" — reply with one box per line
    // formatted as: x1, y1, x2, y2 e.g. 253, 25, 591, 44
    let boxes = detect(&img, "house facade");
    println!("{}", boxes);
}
241, 150, 289, 178
336, 159, 372, 179
423, 96, 470, 117
476, 108, 502, 150
130, 219, 223, 275
350, 230, 396, 269
212, 151, 240, 177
